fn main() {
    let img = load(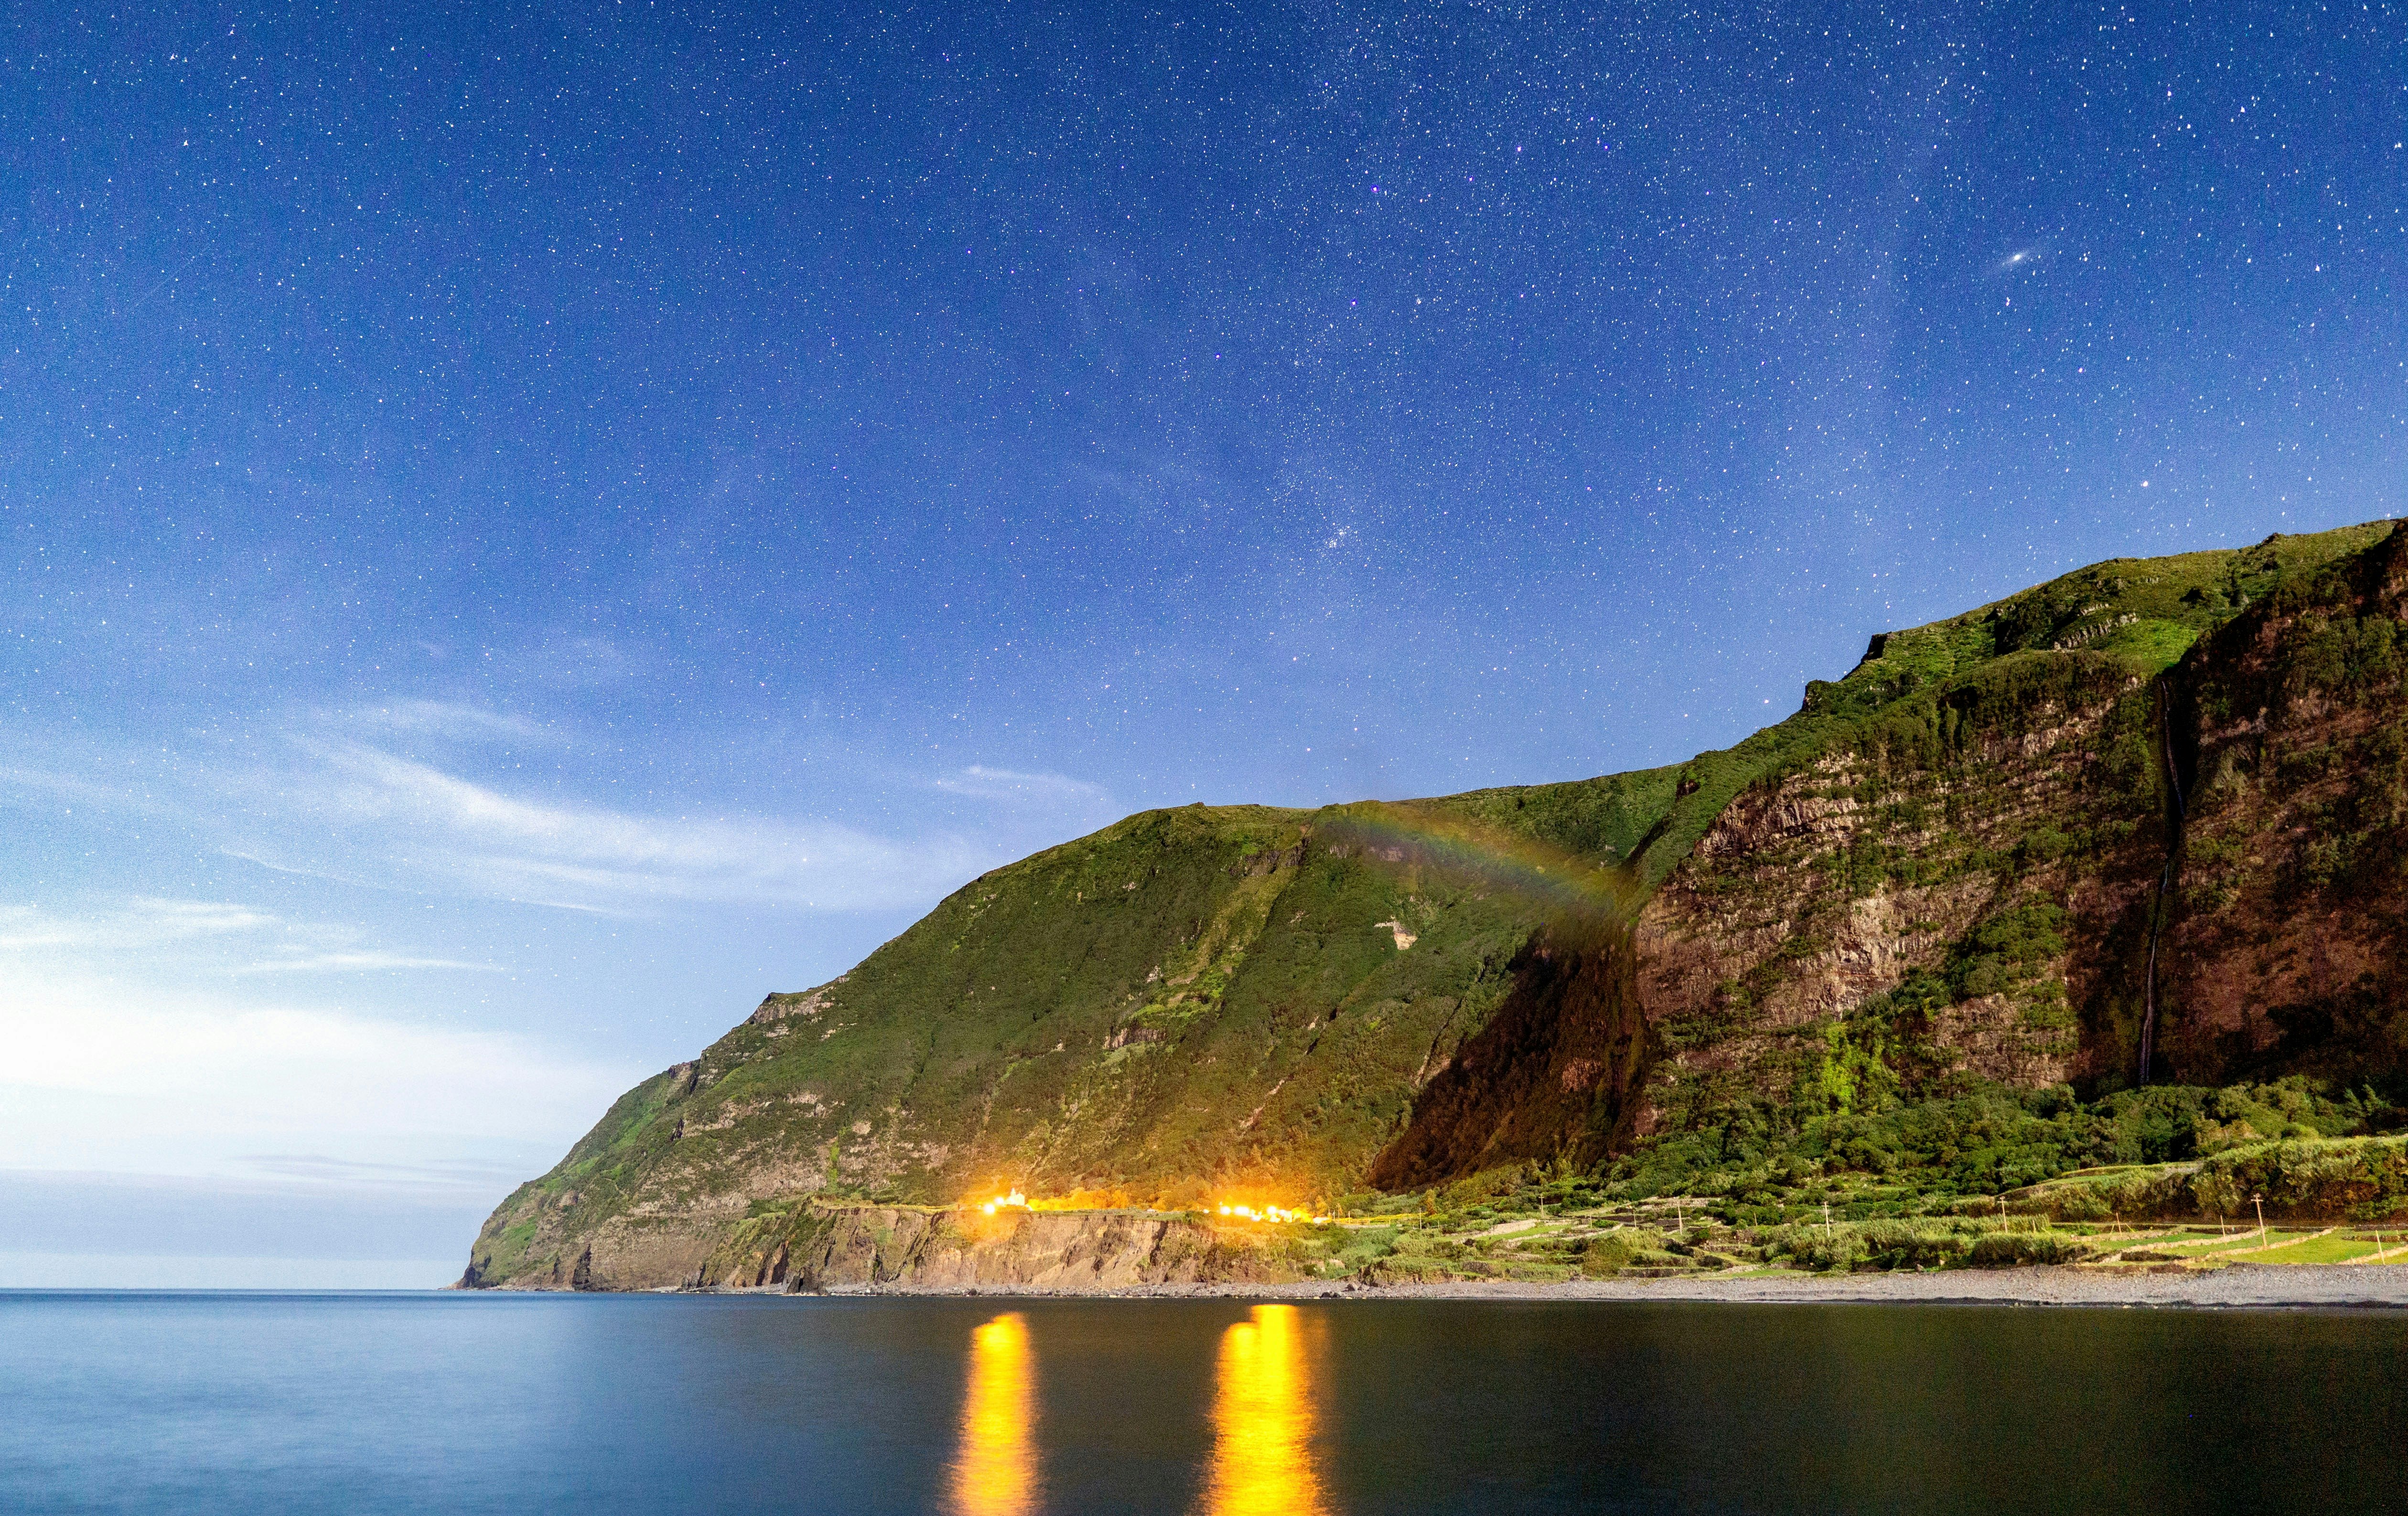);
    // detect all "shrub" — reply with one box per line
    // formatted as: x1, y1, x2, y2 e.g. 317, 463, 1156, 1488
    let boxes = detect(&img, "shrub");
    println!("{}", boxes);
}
1576, 1230, 1666, 1274
1754, 1217, 1996, 1271
1968, 1232, 2095, 1267
1333, 1228, 1399, 1272
1855, 1219, 1976, 1270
